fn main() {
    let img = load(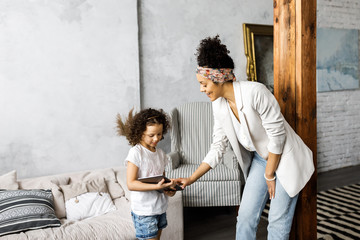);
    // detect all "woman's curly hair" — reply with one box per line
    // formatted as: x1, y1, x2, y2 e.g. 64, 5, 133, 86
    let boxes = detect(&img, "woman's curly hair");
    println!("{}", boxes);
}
195, 35, 234, 69
116, 108, 171, 146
